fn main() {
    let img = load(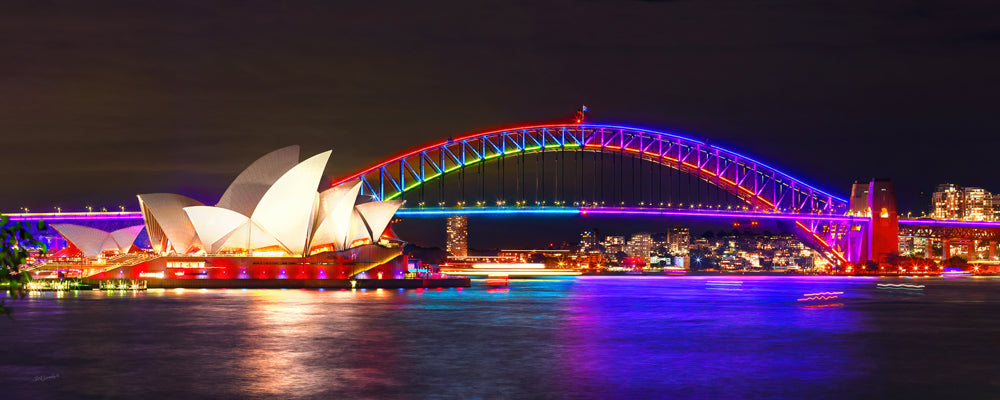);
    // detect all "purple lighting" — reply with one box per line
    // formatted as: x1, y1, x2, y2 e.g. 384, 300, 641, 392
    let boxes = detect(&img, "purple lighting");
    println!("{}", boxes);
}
10, 210, 999, 229
579, 124, 848, 203
579, 208, 861, 222
396, 207, 862, 223
330, 123, 849, 213
4, 212, 144, 222
899, 219, 1000, 228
